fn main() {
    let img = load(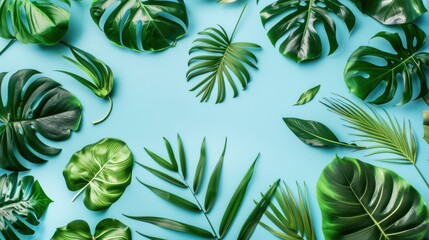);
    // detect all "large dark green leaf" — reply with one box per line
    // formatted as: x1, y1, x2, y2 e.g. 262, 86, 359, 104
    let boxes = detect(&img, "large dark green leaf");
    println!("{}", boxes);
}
351, 0, 426, 25
63, 138, 134, 211
259, 0, 355, 62
345, 24, 429, 105
0, 69, 82, 171
187, 6, 260, 103
0, 173, 52, 240
317, 156, 429, 239
0, 0, 70, 45
283, 117, 359, 148
90, 0, 188, 52
51, 218, 131, 240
